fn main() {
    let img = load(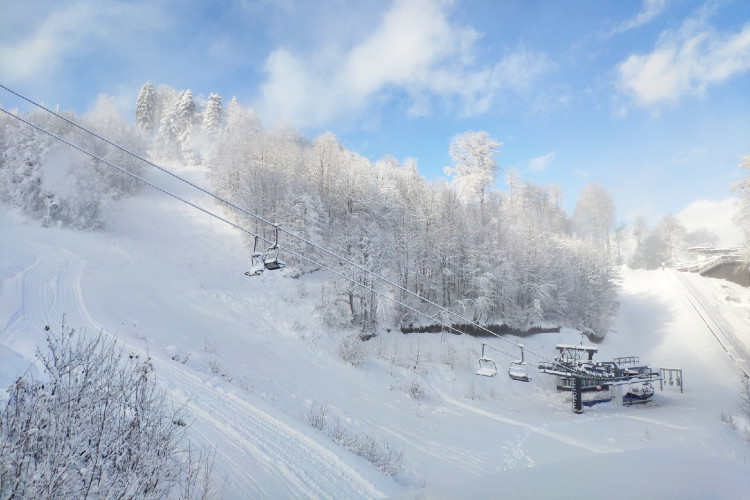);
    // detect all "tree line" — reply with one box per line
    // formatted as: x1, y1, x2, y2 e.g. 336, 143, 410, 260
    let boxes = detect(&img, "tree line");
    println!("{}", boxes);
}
133, 83, 622, 338
1, 82, 626, 338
